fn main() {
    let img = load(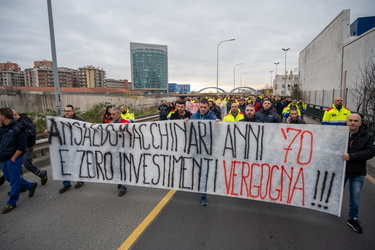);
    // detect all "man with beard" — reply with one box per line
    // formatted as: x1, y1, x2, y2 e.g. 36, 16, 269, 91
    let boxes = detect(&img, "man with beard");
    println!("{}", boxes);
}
223, 103, 245, 122
208, 100, 222, 120
284, 108, 305, 124
240, 104, 256, 122
167, 100, 192, 120
190, 99, 220, 206
322, 97, 351, 125
255, 100, 279, 123
342, 114, 375, 233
